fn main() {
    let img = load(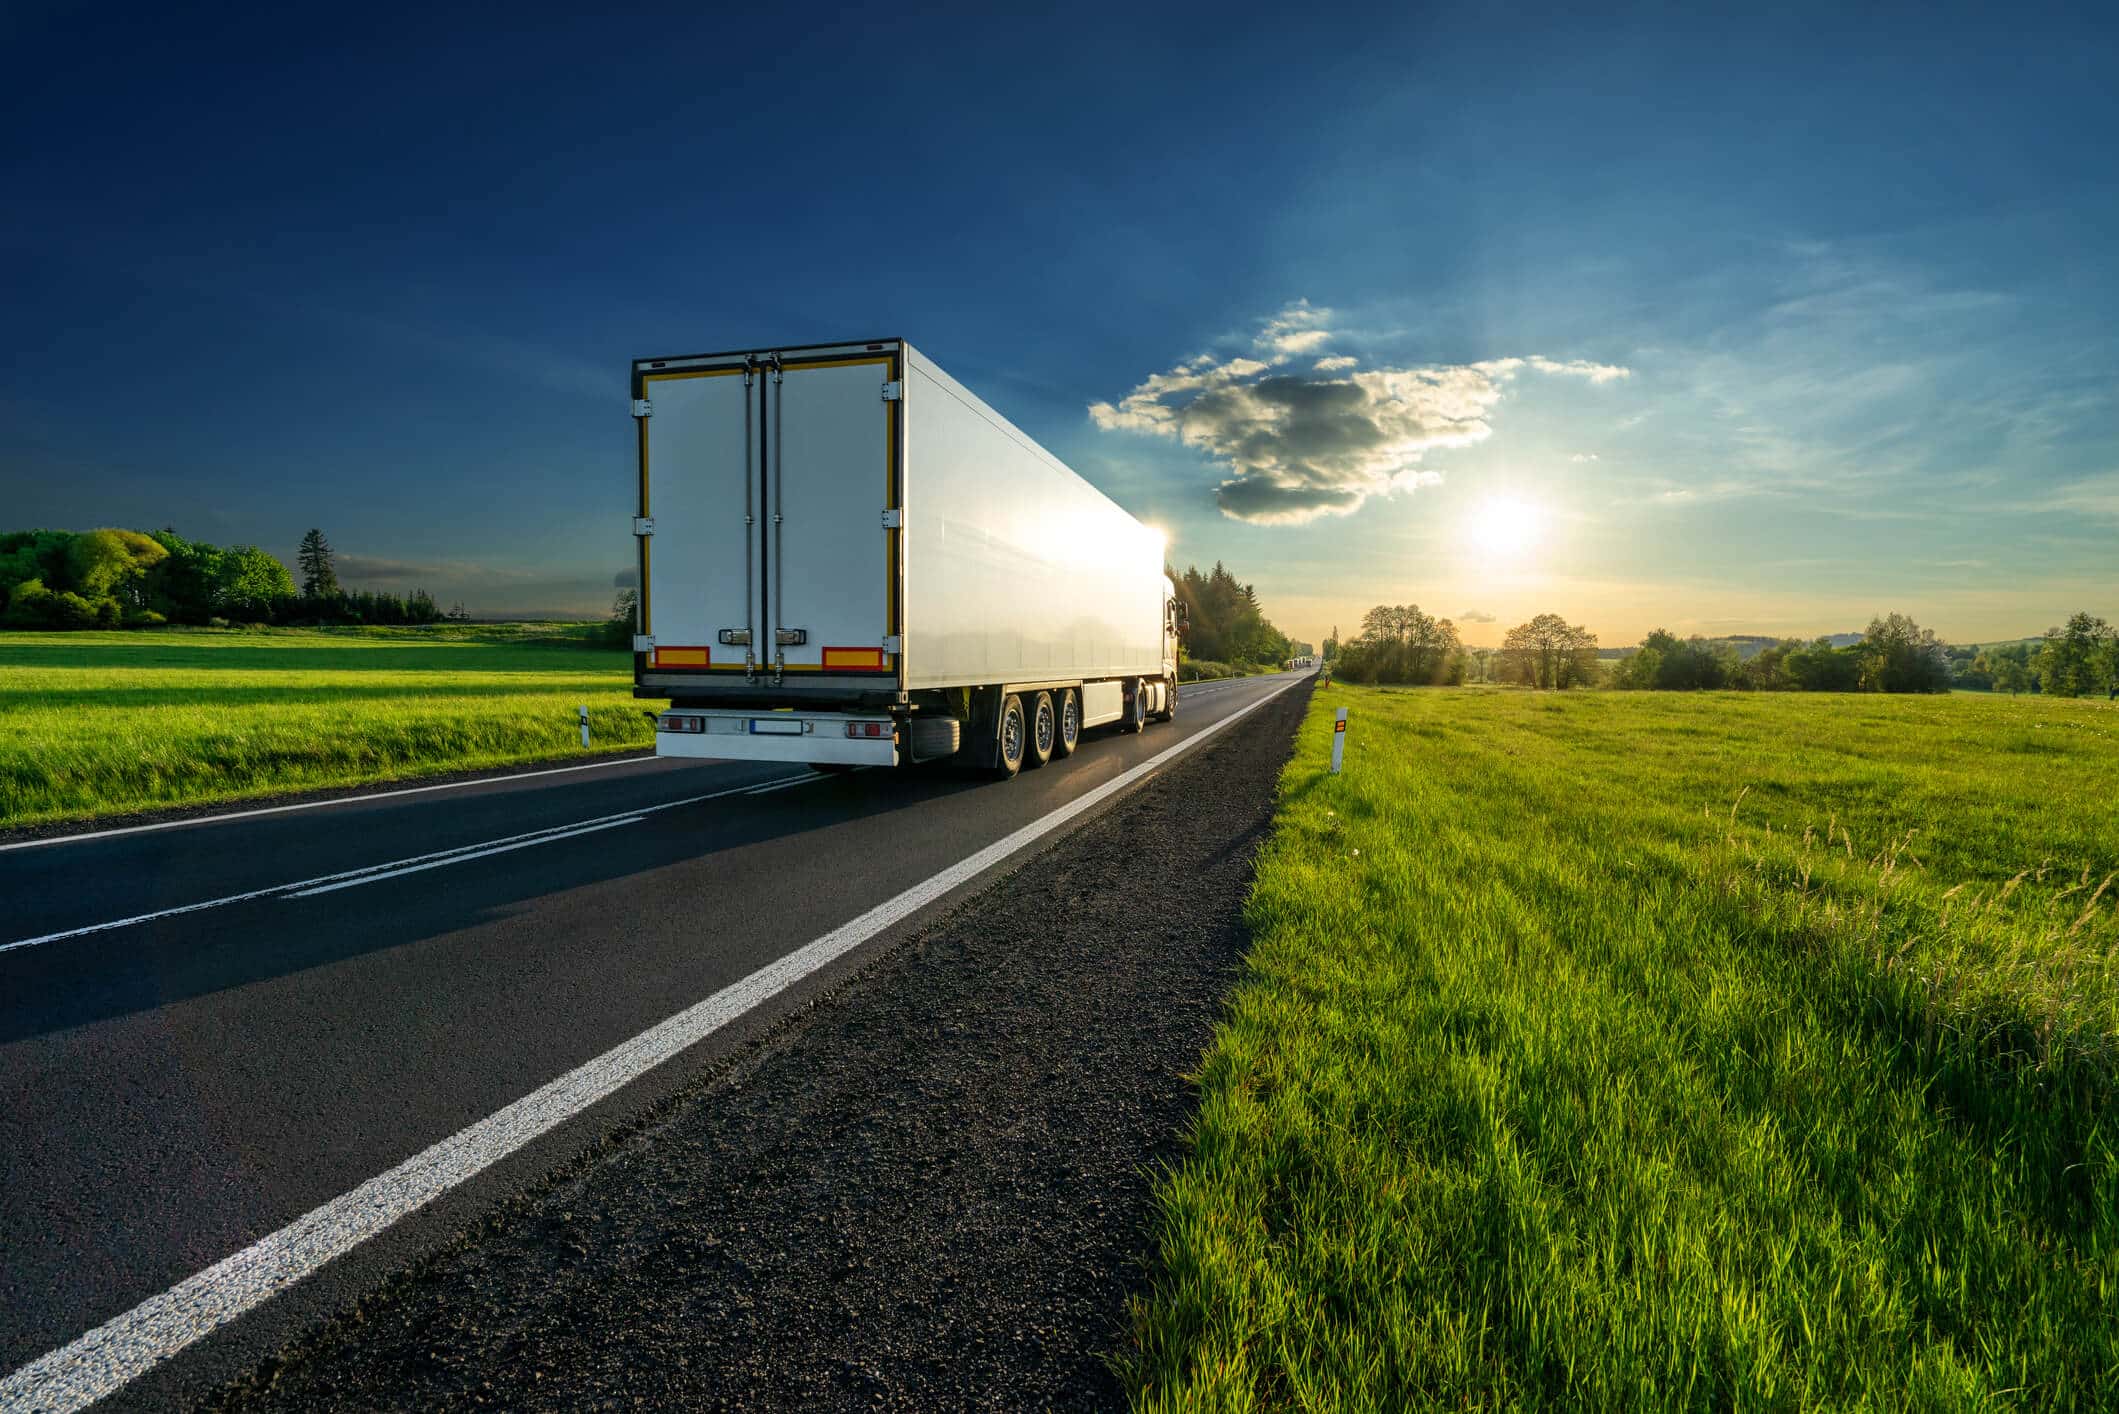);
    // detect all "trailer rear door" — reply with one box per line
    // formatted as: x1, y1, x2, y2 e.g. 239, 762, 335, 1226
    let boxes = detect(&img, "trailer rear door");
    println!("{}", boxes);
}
763, 353, 899, 678
637, 363, 758, 673
636, 342, 900, 685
